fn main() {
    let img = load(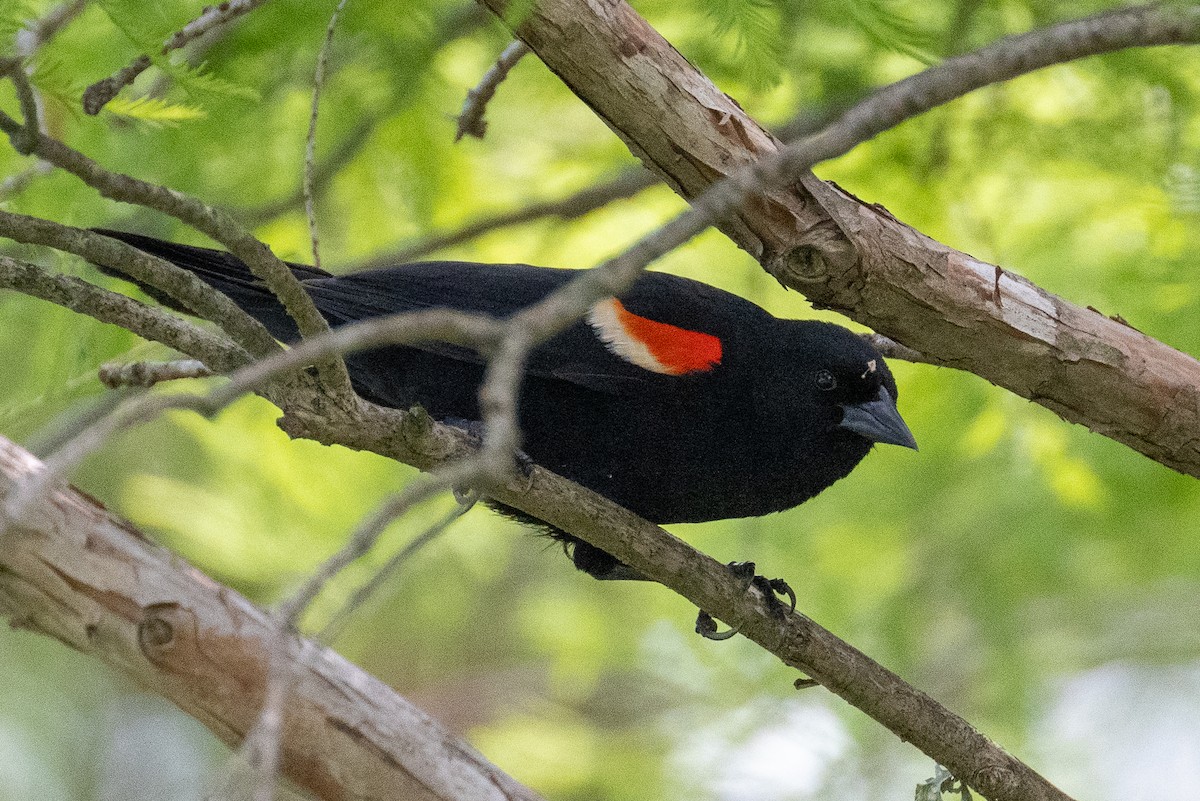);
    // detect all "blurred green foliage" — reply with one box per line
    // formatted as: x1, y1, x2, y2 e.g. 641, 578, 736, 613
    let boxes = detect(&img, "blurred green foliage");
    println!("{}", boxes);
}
2, 0, 1200, 799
